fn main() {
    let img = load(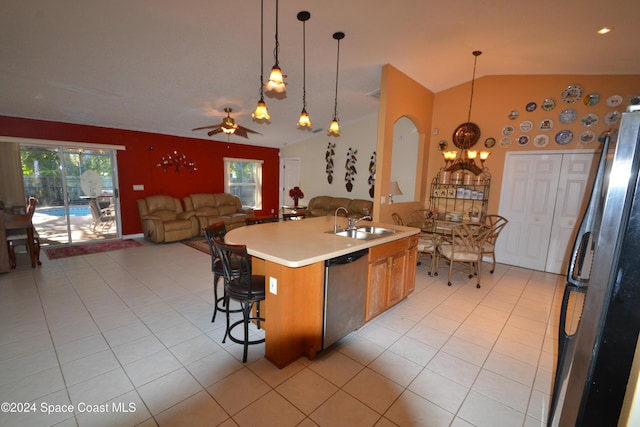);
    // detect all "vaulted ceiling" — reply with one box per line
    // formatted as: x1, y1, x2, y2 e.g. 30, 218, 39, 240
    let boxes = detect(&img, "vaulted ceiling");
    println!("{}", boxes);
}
1, 1, 638, 148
